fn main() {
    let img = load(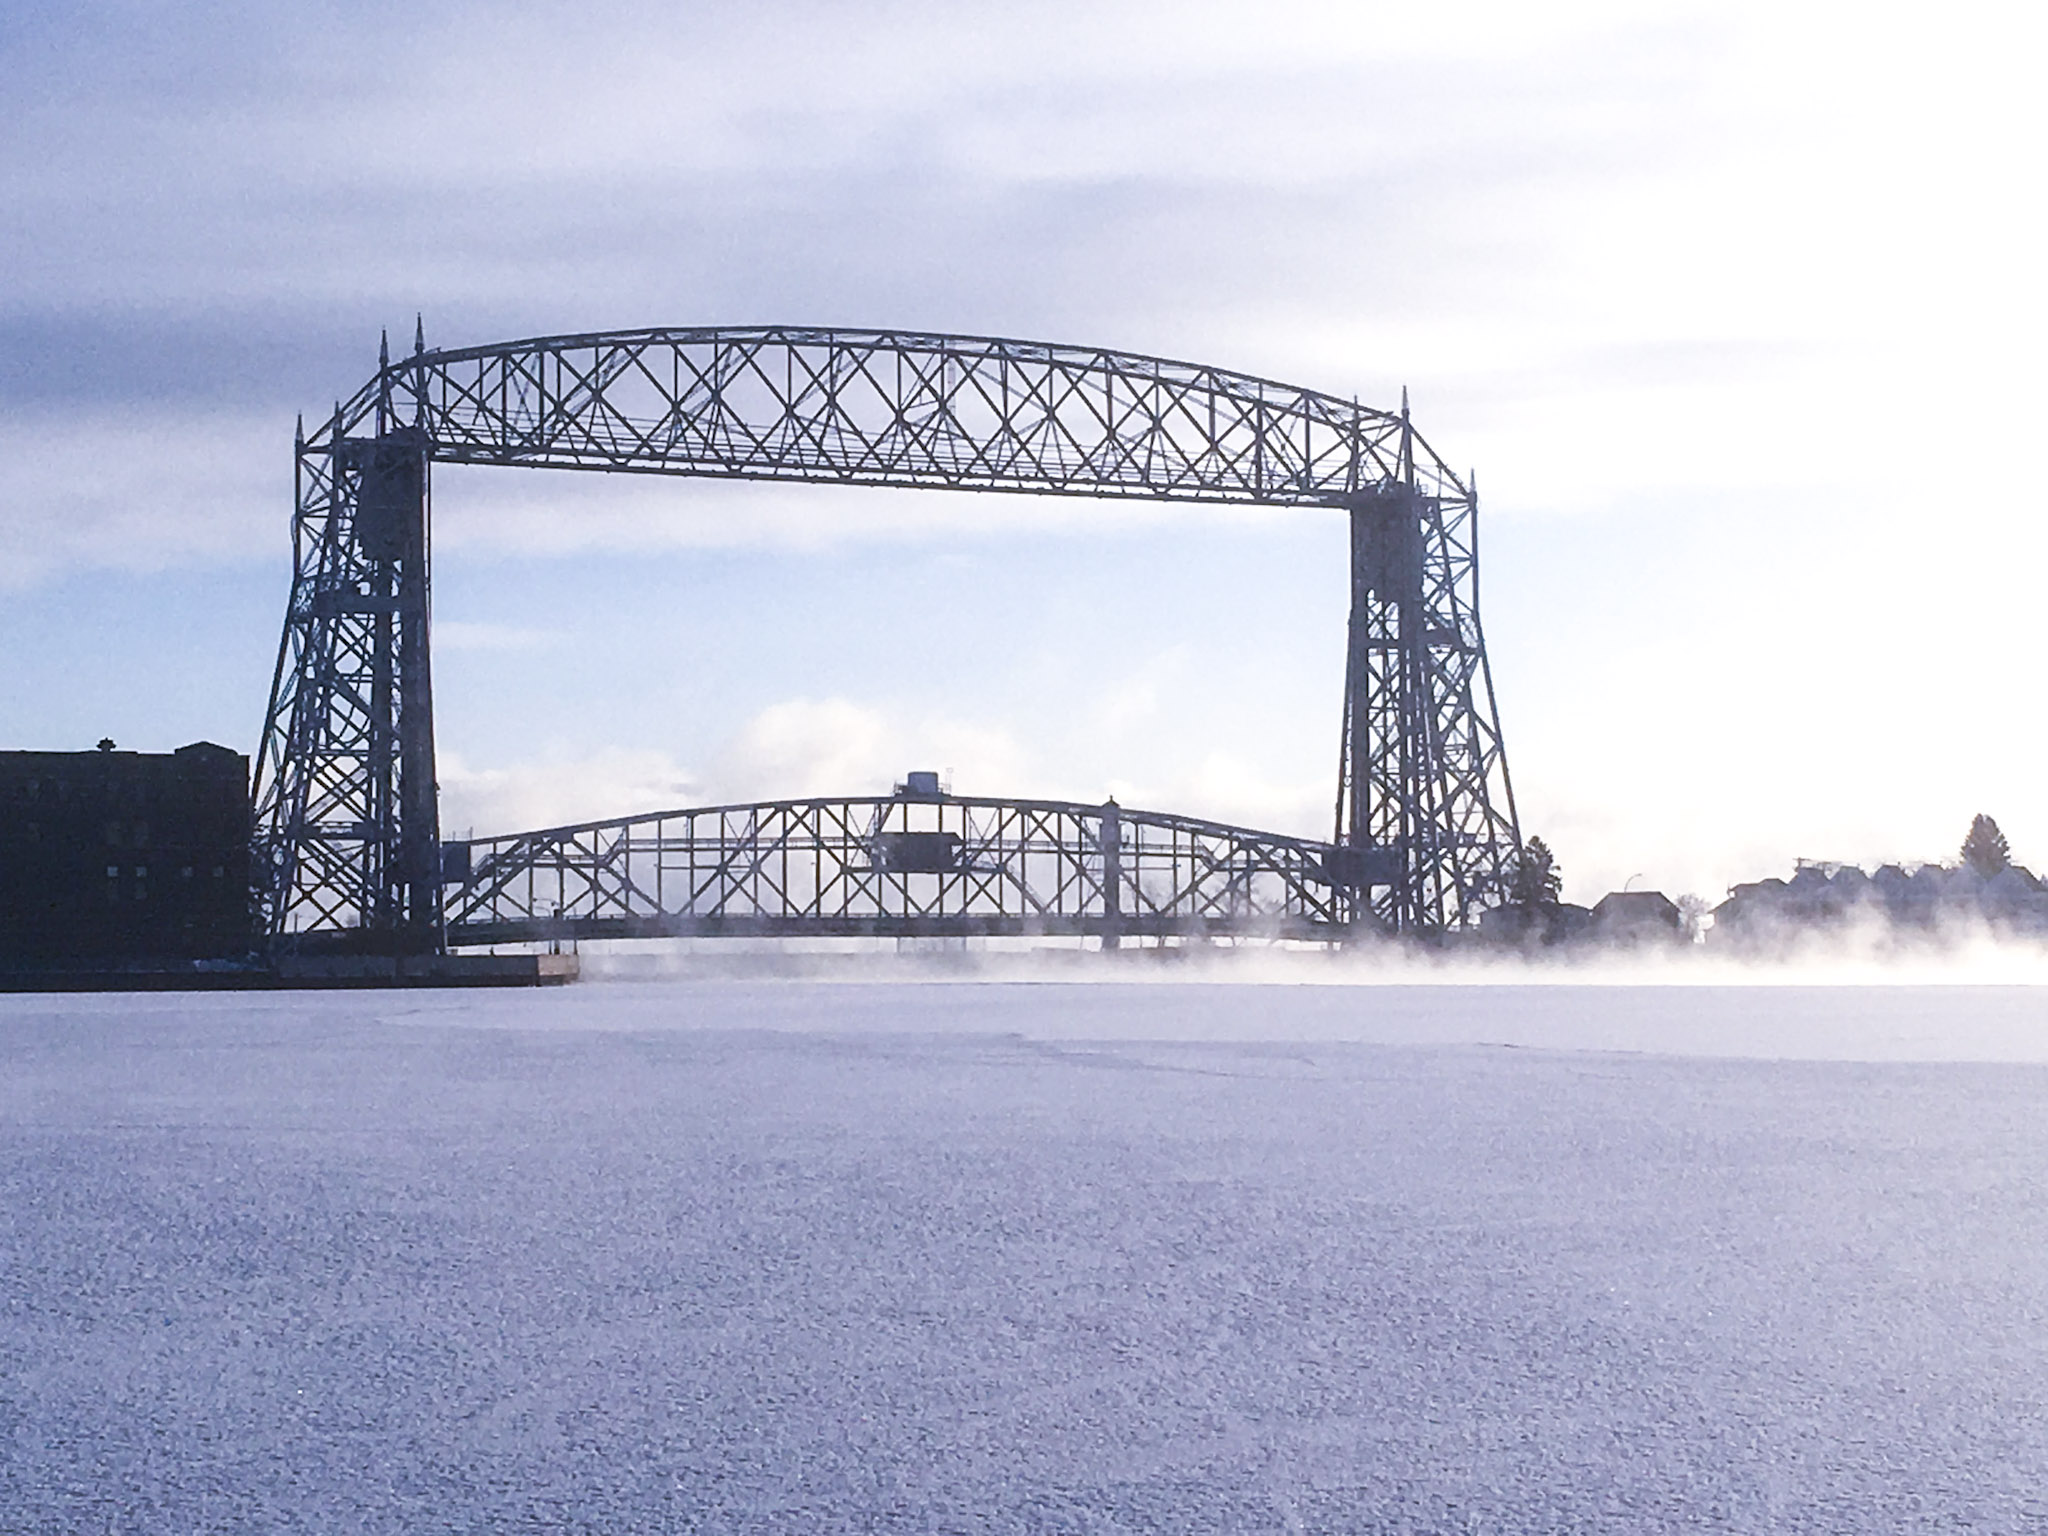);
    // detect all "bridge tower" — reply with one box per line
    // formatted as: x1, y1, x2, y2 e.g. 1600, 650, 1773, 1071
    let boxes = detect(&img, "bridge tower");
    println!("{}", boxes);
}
1332, 394, 1519, 931
253, 328, 441, 951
